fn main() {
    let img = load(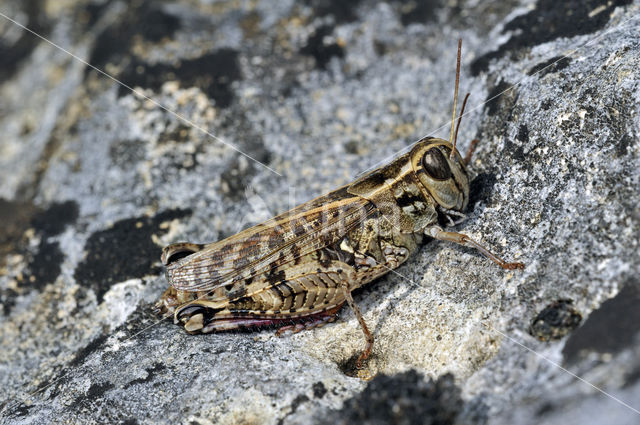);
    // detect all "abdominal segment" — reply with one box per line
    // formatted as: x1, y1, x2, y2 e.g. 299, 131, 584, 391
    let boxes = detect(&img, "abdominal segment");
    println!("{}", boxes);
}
164, 255, 354, 332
